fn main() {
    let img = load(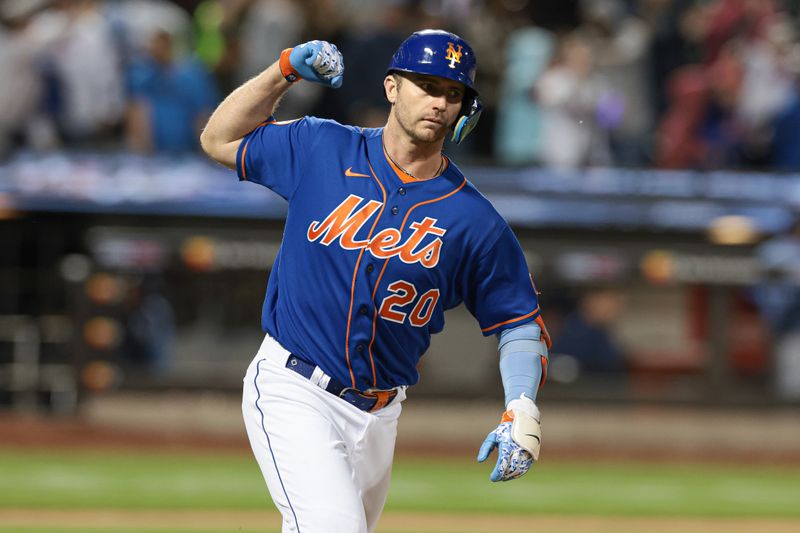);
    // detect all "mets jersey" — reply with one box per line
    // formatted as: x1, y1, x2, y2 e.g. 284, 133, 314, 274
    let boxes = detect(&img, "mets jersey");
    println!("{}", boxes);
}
236, 116, 544, 391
